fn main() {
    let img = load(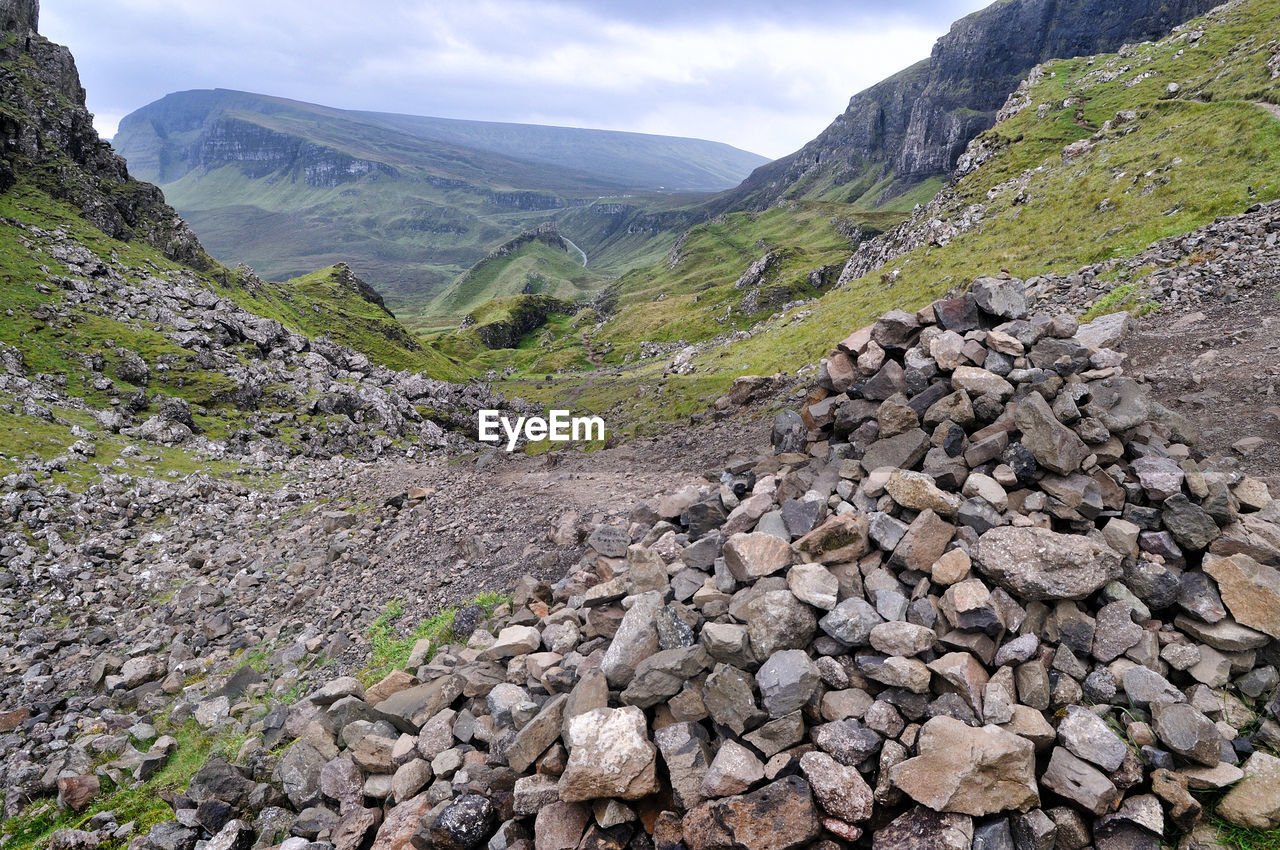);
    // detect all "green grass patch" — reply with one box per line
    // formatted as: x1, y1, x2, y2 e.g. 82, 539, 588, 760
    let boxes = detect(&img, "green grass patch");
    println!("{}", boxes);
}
1207, 818, 1280, 850
1, 721, 246, 850
359, 591, 512, 686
